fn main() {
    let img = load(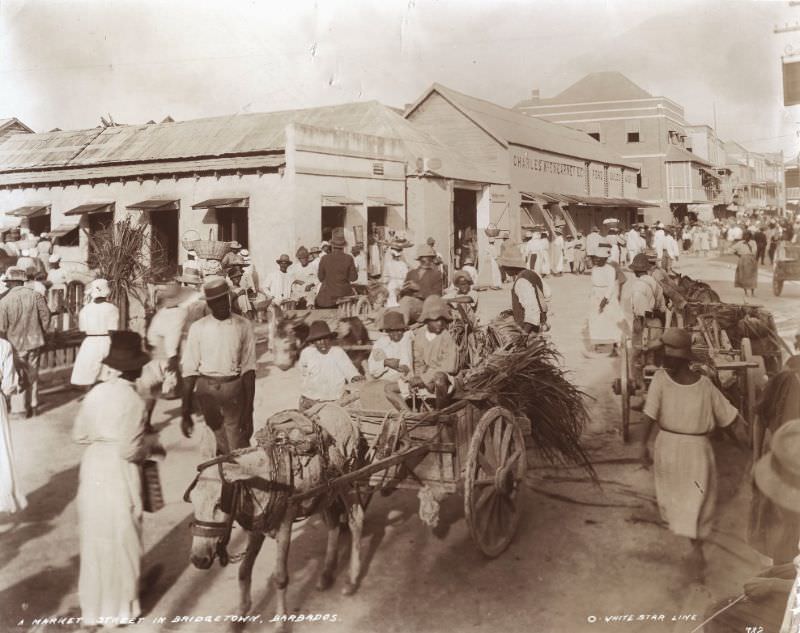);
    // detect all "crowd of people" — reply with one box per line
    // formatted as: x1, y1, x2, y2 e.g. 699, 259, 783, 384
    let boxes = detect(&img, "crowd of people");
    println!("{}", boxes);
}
0, 209, 799, 628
